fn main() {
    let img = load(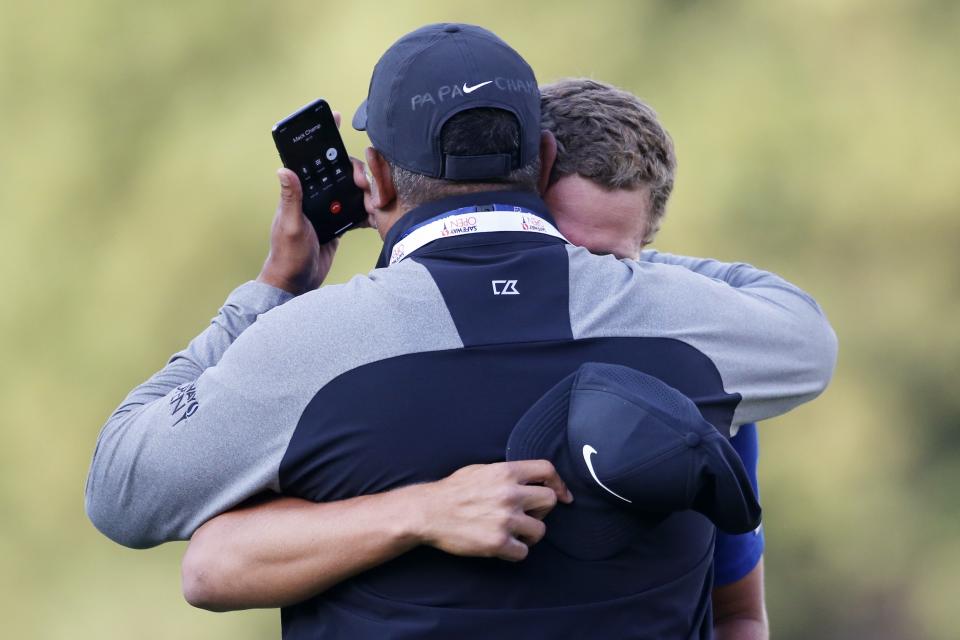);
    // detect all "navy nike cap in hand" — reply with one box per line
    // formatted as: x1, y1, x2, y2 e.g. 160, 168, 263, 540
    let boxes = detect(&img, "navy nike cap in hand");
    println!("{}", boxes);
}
352, 23, 540, 180
506, 363, 762, 561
